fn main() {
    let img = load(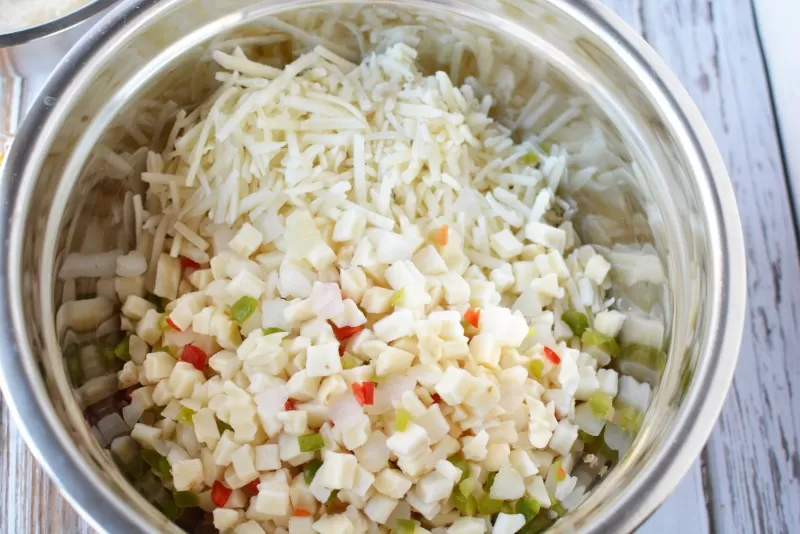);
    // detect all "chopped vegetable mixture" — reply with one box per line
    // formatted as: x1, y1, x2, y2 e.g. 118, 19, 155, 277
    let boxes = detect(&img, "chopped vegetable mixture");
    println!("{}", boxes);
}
56, 33, 667, 534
